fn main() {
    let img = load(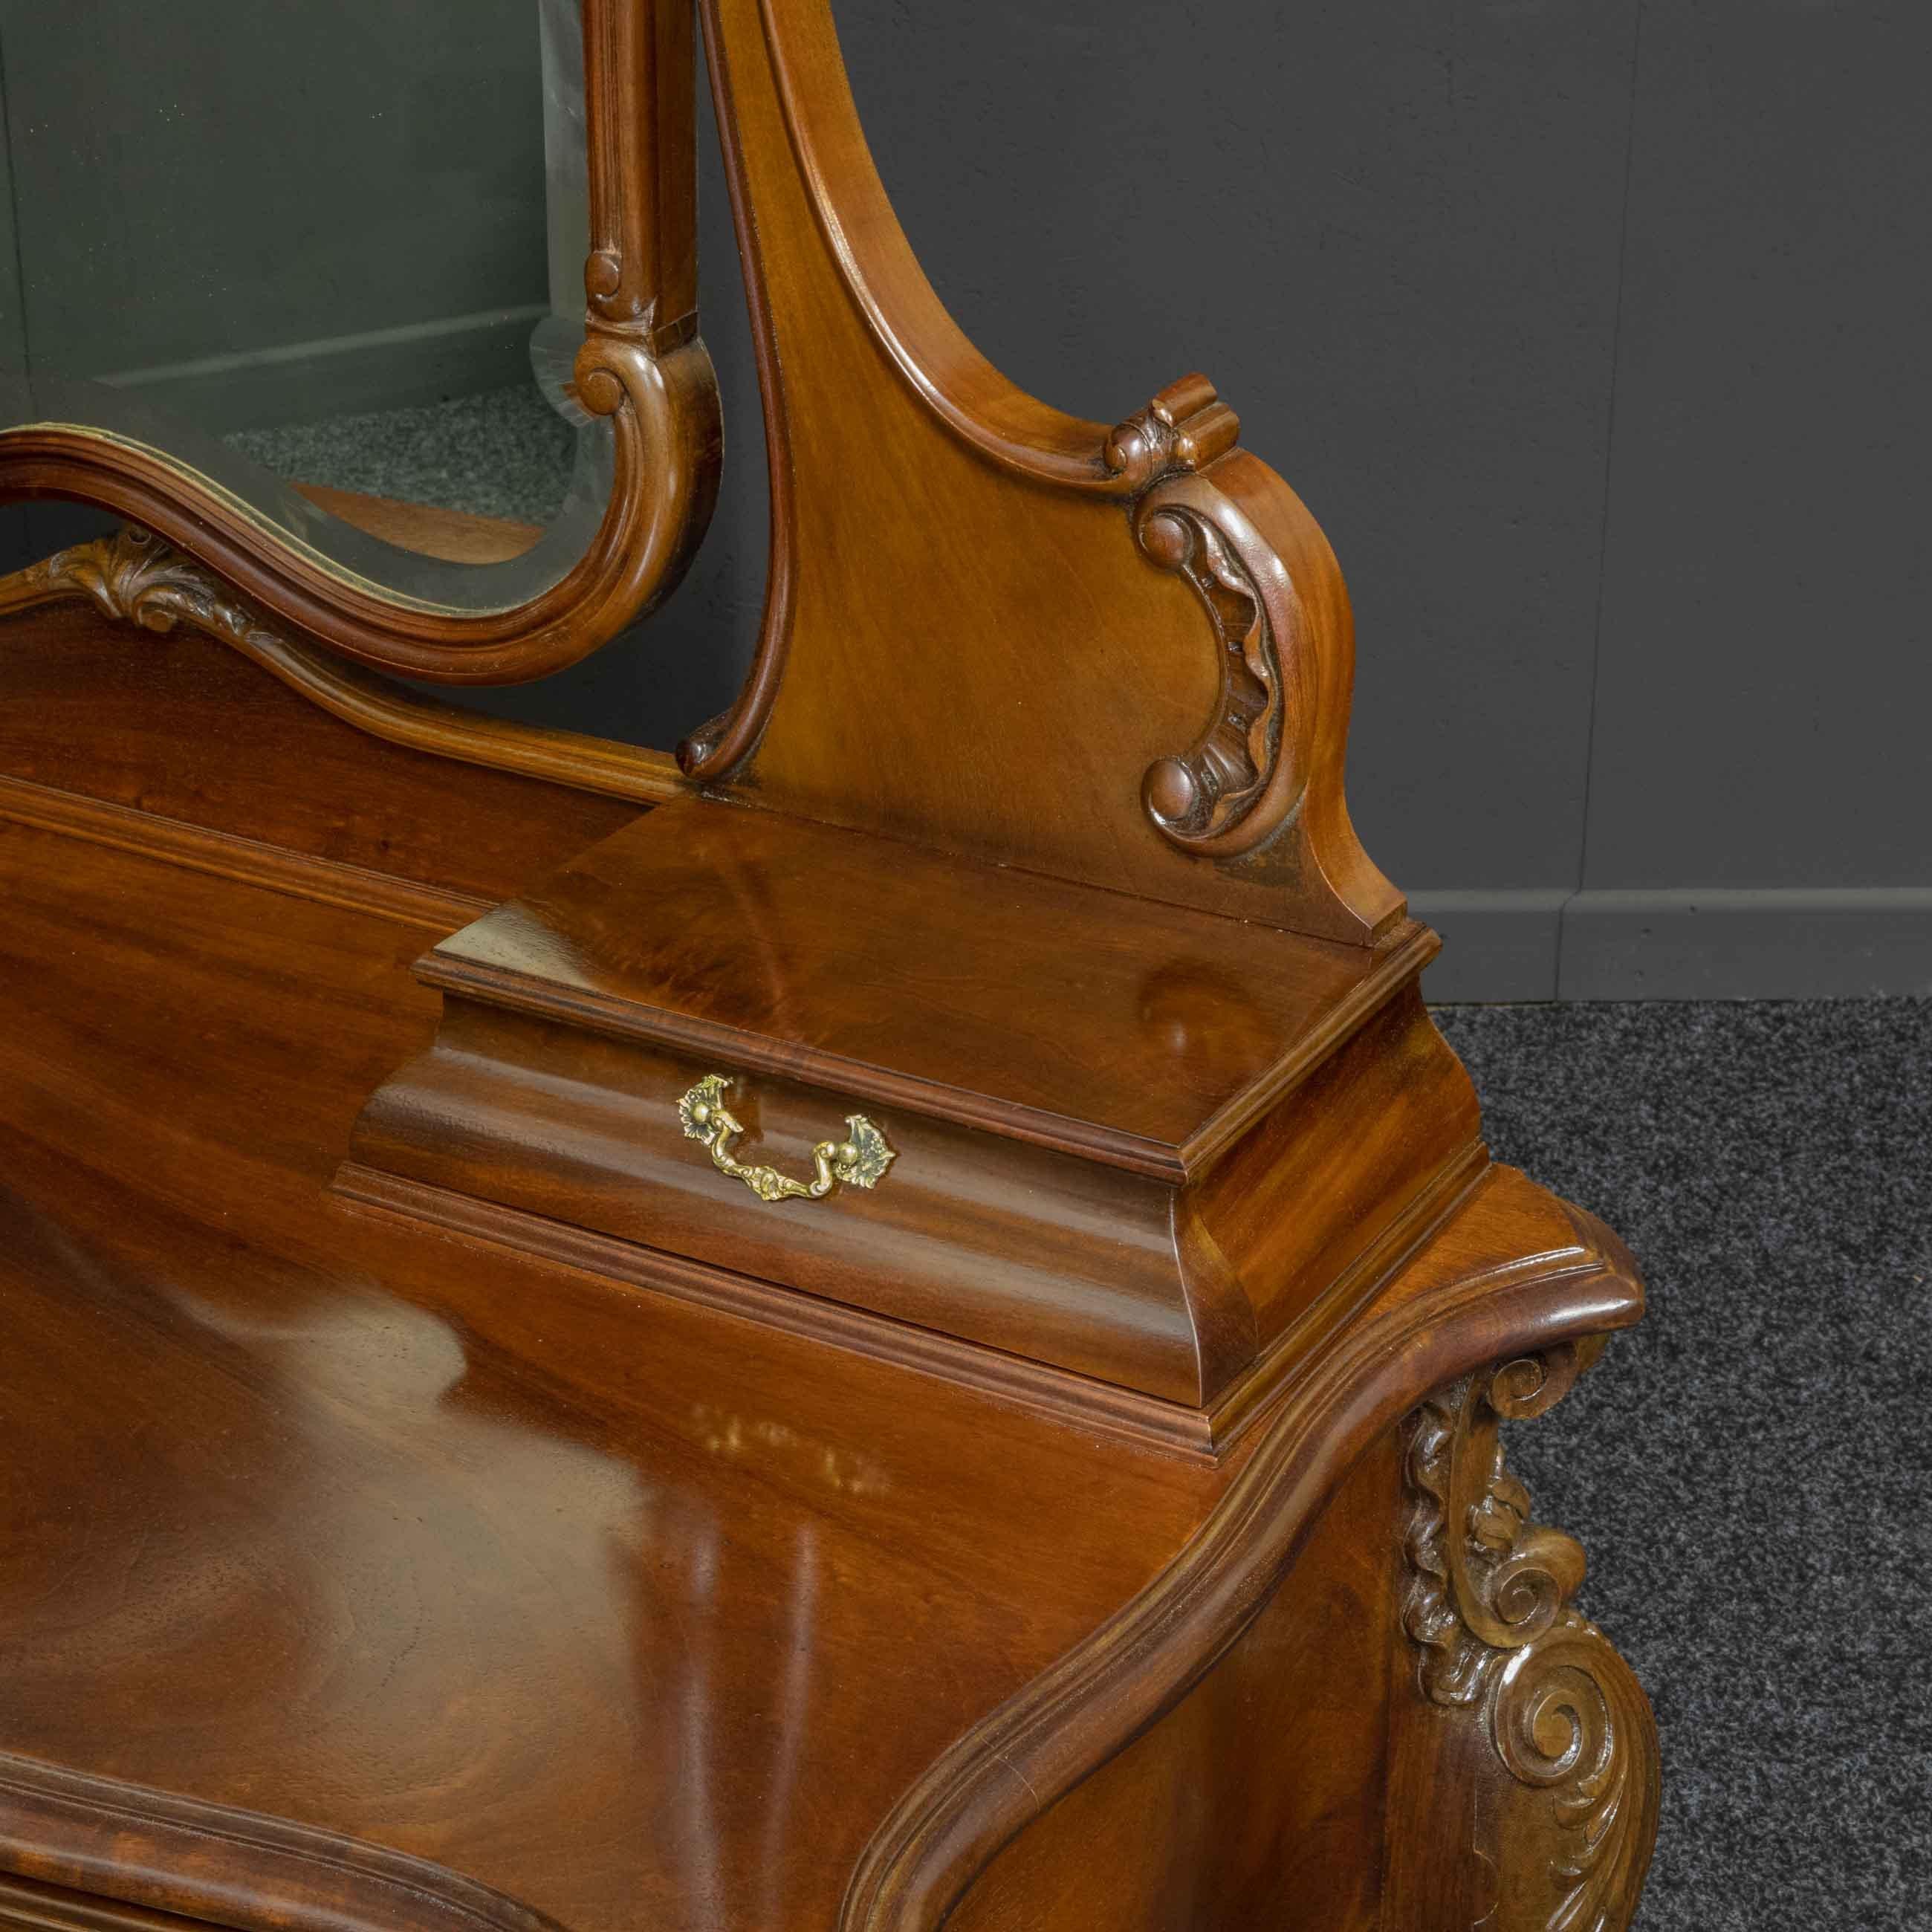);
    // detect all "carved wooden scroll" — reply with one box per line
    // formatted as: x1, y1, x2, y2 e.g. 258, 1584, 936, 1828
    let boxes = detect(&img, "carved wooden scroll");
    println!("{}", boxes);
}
679, 0, 1403, 947
1131, 470, 1315, 857
0, 0, 719, 685
1404, 1350, 1661, 1932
